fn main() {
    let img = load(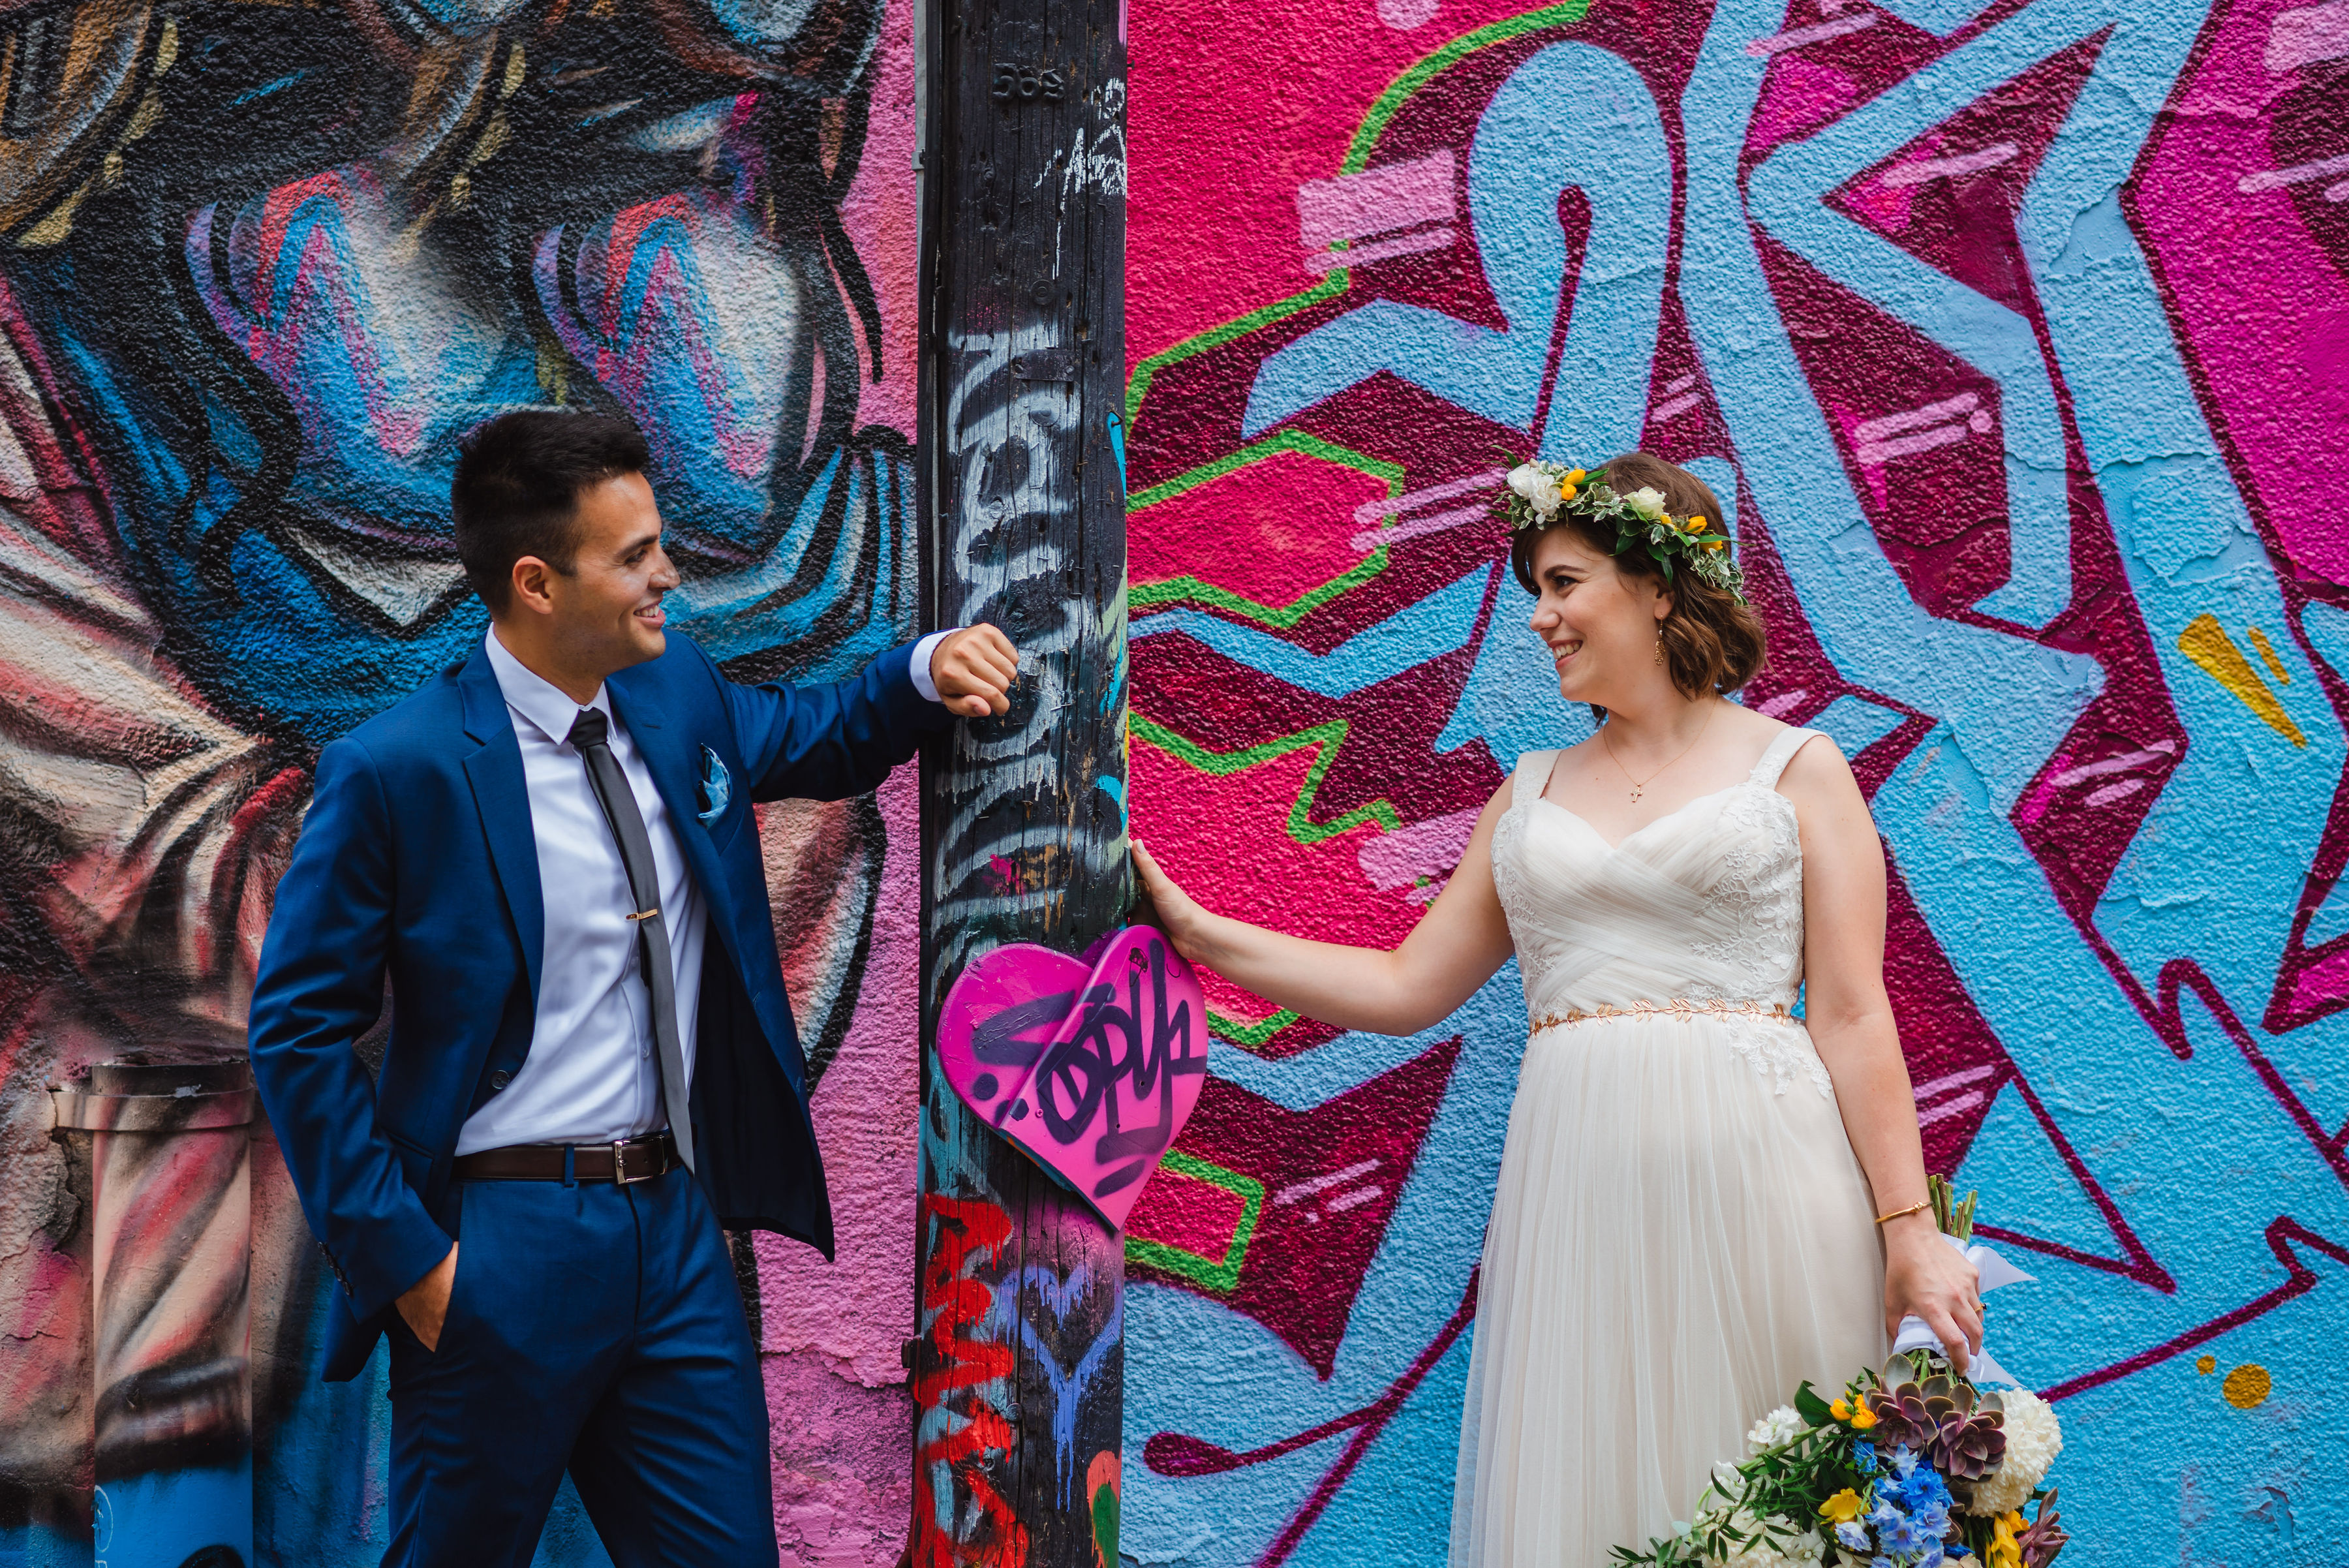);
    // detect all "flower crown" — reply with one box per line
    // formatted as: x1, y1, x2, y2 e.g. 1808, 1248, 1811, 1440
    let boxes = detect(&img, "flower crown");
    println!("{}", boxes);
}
1500, 460, 1748, 606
